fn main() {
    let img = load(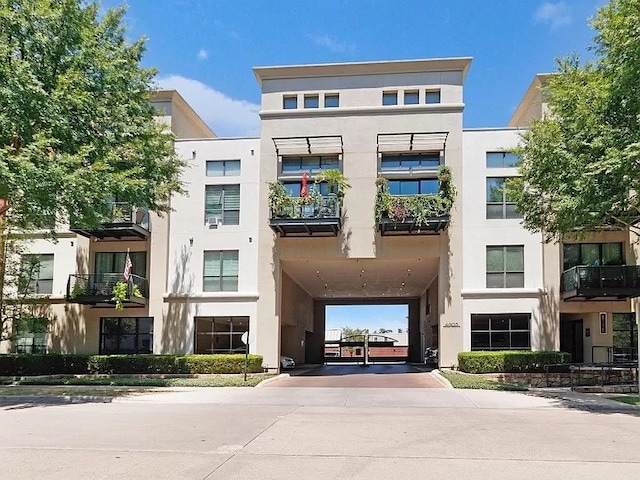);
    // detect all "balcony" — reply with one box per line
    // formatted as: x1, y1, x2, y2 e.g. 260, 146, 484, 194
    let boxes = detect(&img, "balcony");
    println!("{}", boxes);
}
66, 273, 148, 307
561, 265, 640, 301
378, 211, 449, 235
270, 196, 341, 237
70, 203, 150, 240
